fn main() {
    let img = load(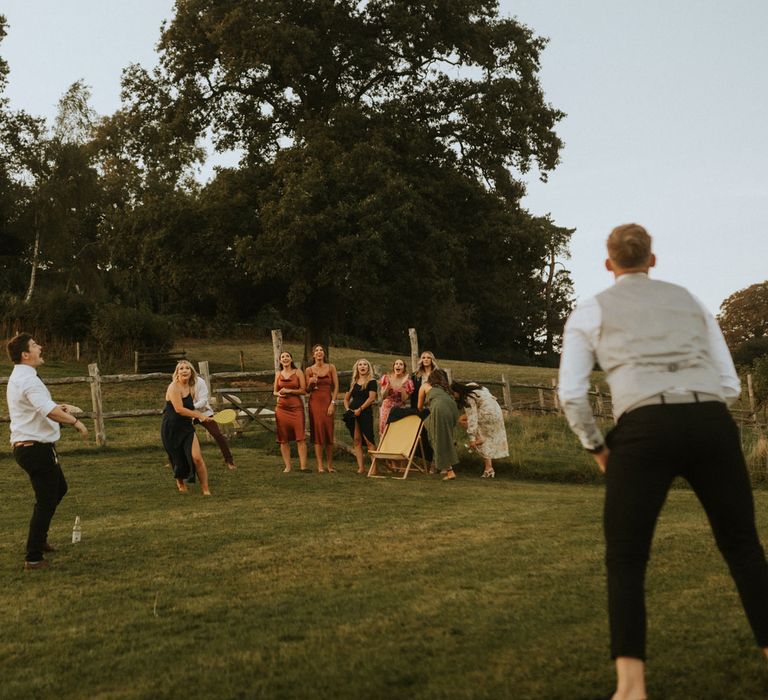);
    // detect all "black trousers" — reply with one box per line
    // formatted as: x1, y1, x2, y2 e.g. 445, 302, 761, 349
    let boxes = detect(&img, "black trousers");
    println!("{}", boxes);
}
604, 402, 768, 659
14, 443, 68, 562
